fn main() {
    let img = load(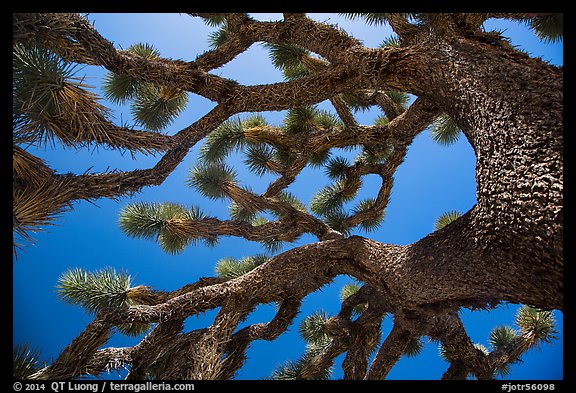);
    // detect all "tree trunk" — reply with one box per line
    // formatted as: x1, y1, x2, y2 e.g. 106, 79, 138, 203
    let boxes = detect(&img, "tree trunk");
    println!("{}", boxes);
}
395, 32, 563, 310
